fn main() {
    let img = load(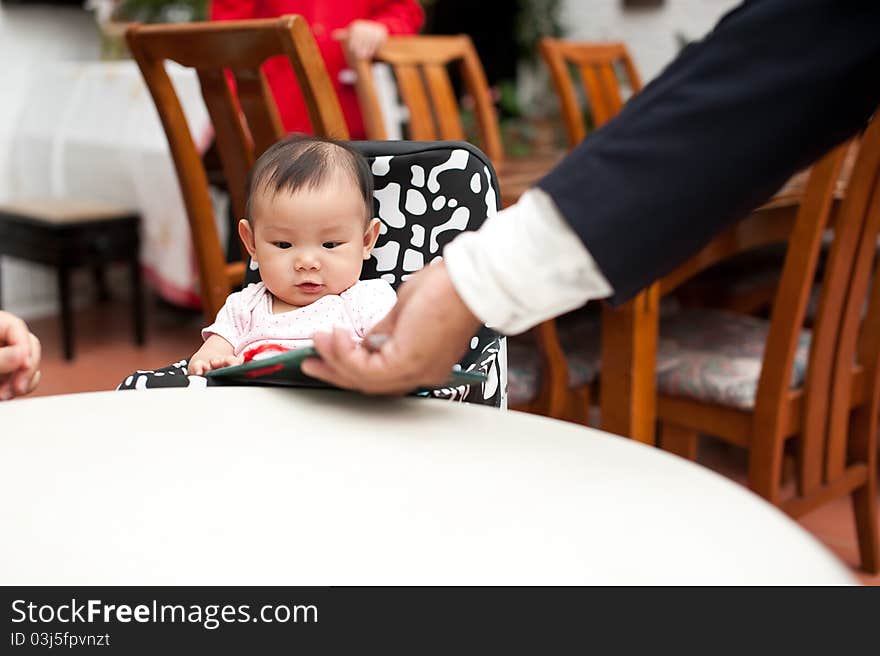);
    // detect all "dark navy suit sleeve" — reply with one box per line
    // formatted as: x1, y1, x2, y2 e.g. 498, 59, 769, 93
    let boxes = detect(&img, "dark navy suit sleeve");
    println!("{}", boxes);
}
537, 0, 880, 304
